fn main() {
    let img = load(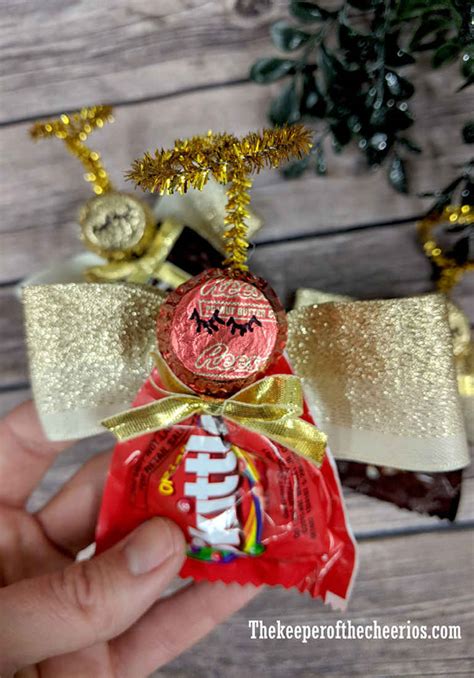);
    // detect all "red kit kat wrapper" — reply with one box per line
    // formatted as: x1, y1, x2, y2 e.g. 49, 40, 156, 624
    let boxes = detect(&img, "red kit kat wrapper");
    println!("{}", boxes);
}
96, 355, 357, 606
